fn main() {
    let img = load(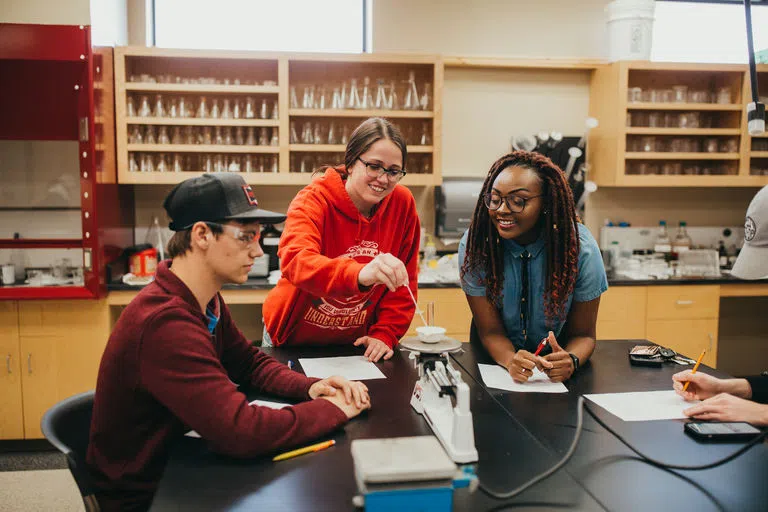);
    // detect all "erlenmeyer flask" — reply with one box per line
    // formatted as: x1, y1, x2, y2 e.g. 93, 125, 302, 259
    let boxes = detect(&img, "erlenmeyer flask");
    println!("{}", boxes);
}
313, 123, 322, 145
361, 77, 373, 109
235, 127, 245, 145
172, 154, 183, 172
168, 97, 179, 118
404, 71, 420, 110
129, 125, 143, 144
245, 97, 256, 119
289, 86, 299, 109
214, 154, 224, 172
327, 122, 338, 144
203, 154, 214, 173
420, 82, 432, 111
270, 155, 278, 173
223, 127, 233, 146
331, 87, 342, 109
145, 216, 168, 261
316, 86, 327, 110
145, 126, 157, 144
153, 95, 166, 117
301, 122, 313, 144
221, 98, 232, 119
347, 79, 361, 109
339, 82, 348, 109
340, 124, 350, 145
178, 97, 191, 118
233, 100, 242, 119
271, 99, 279, 120
259, 127, 269, 146
214, 127, 224, 145
228, 156, 240, 172
126, 96, 137, 117
197, 96, 209, 118
246, 127, 256, 145
211, 98, 221, 119
387, 81, 399, 110
138, 95, 152, 117
290, 122, 299, 144
375, 79, 387, 109
158, 126, 171, 144
156, 154, 169, 173
260, 99, 268, 119
201, 127, 213, 145
419, 122, 432, 145
129, 153, 139, 172
270, 129, 279, 146
244, 155, 254, 173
